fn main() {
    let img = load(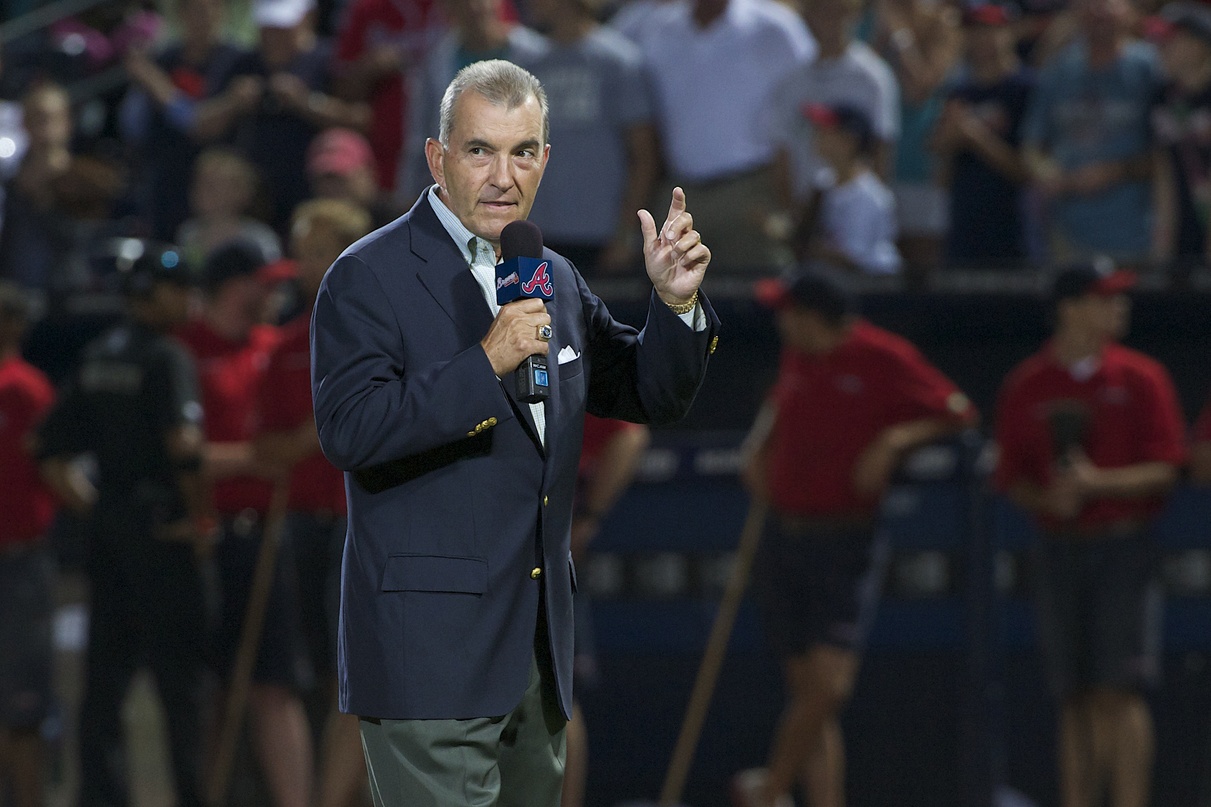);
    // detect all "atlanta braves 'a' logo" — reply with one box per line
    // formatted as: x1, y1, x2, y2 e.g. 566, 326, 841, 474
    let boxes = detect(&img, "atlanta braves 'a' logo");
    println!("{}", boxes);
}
521, 261, 552, 297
